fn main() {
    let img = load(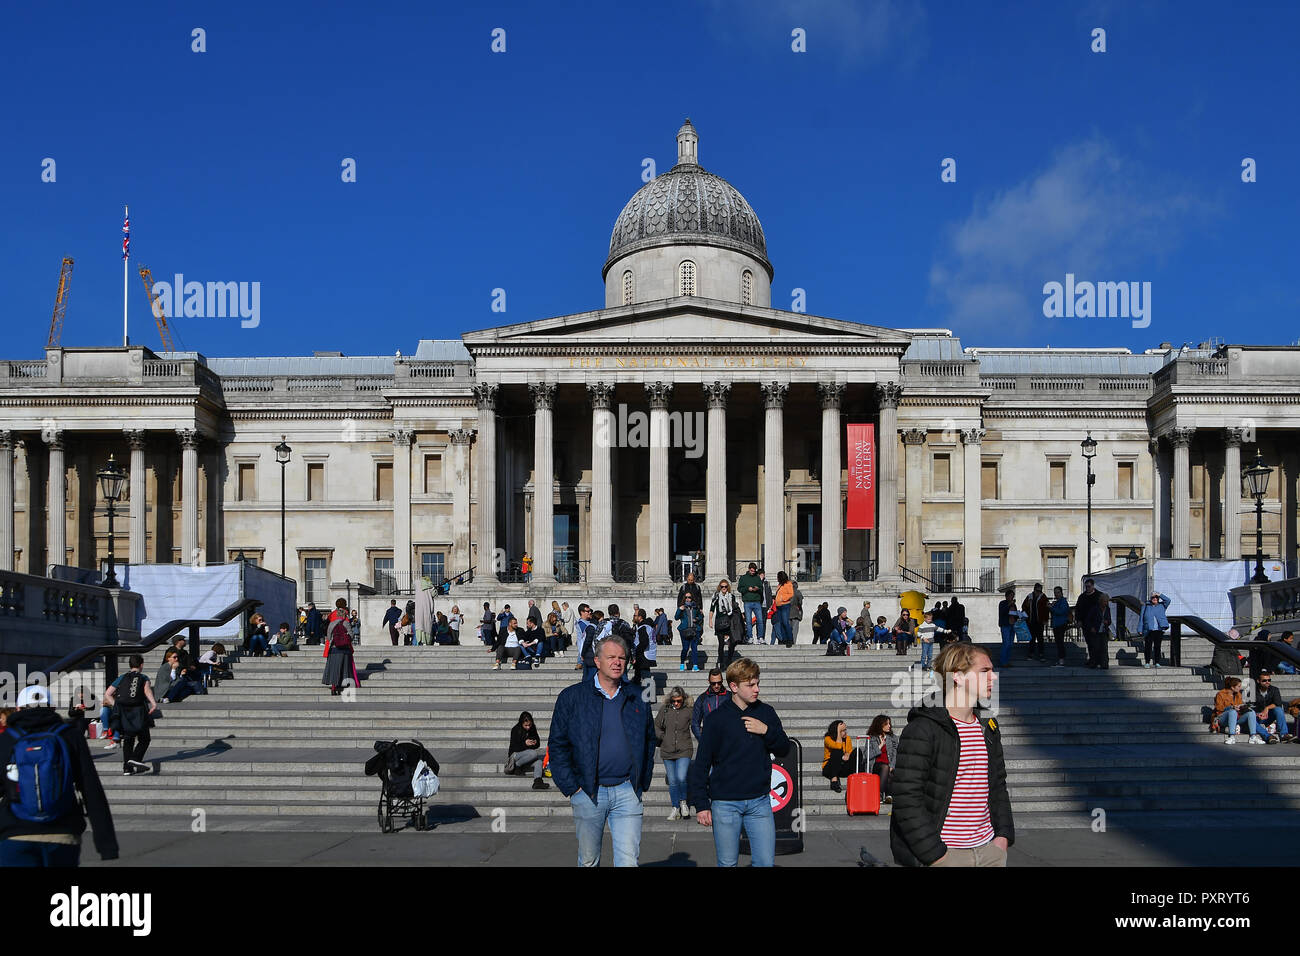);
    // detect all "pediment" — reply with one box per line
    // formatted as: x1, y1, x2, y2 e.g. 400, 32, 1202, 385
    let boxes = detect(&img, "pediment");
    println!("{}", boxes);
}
462, 296, 910, 349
